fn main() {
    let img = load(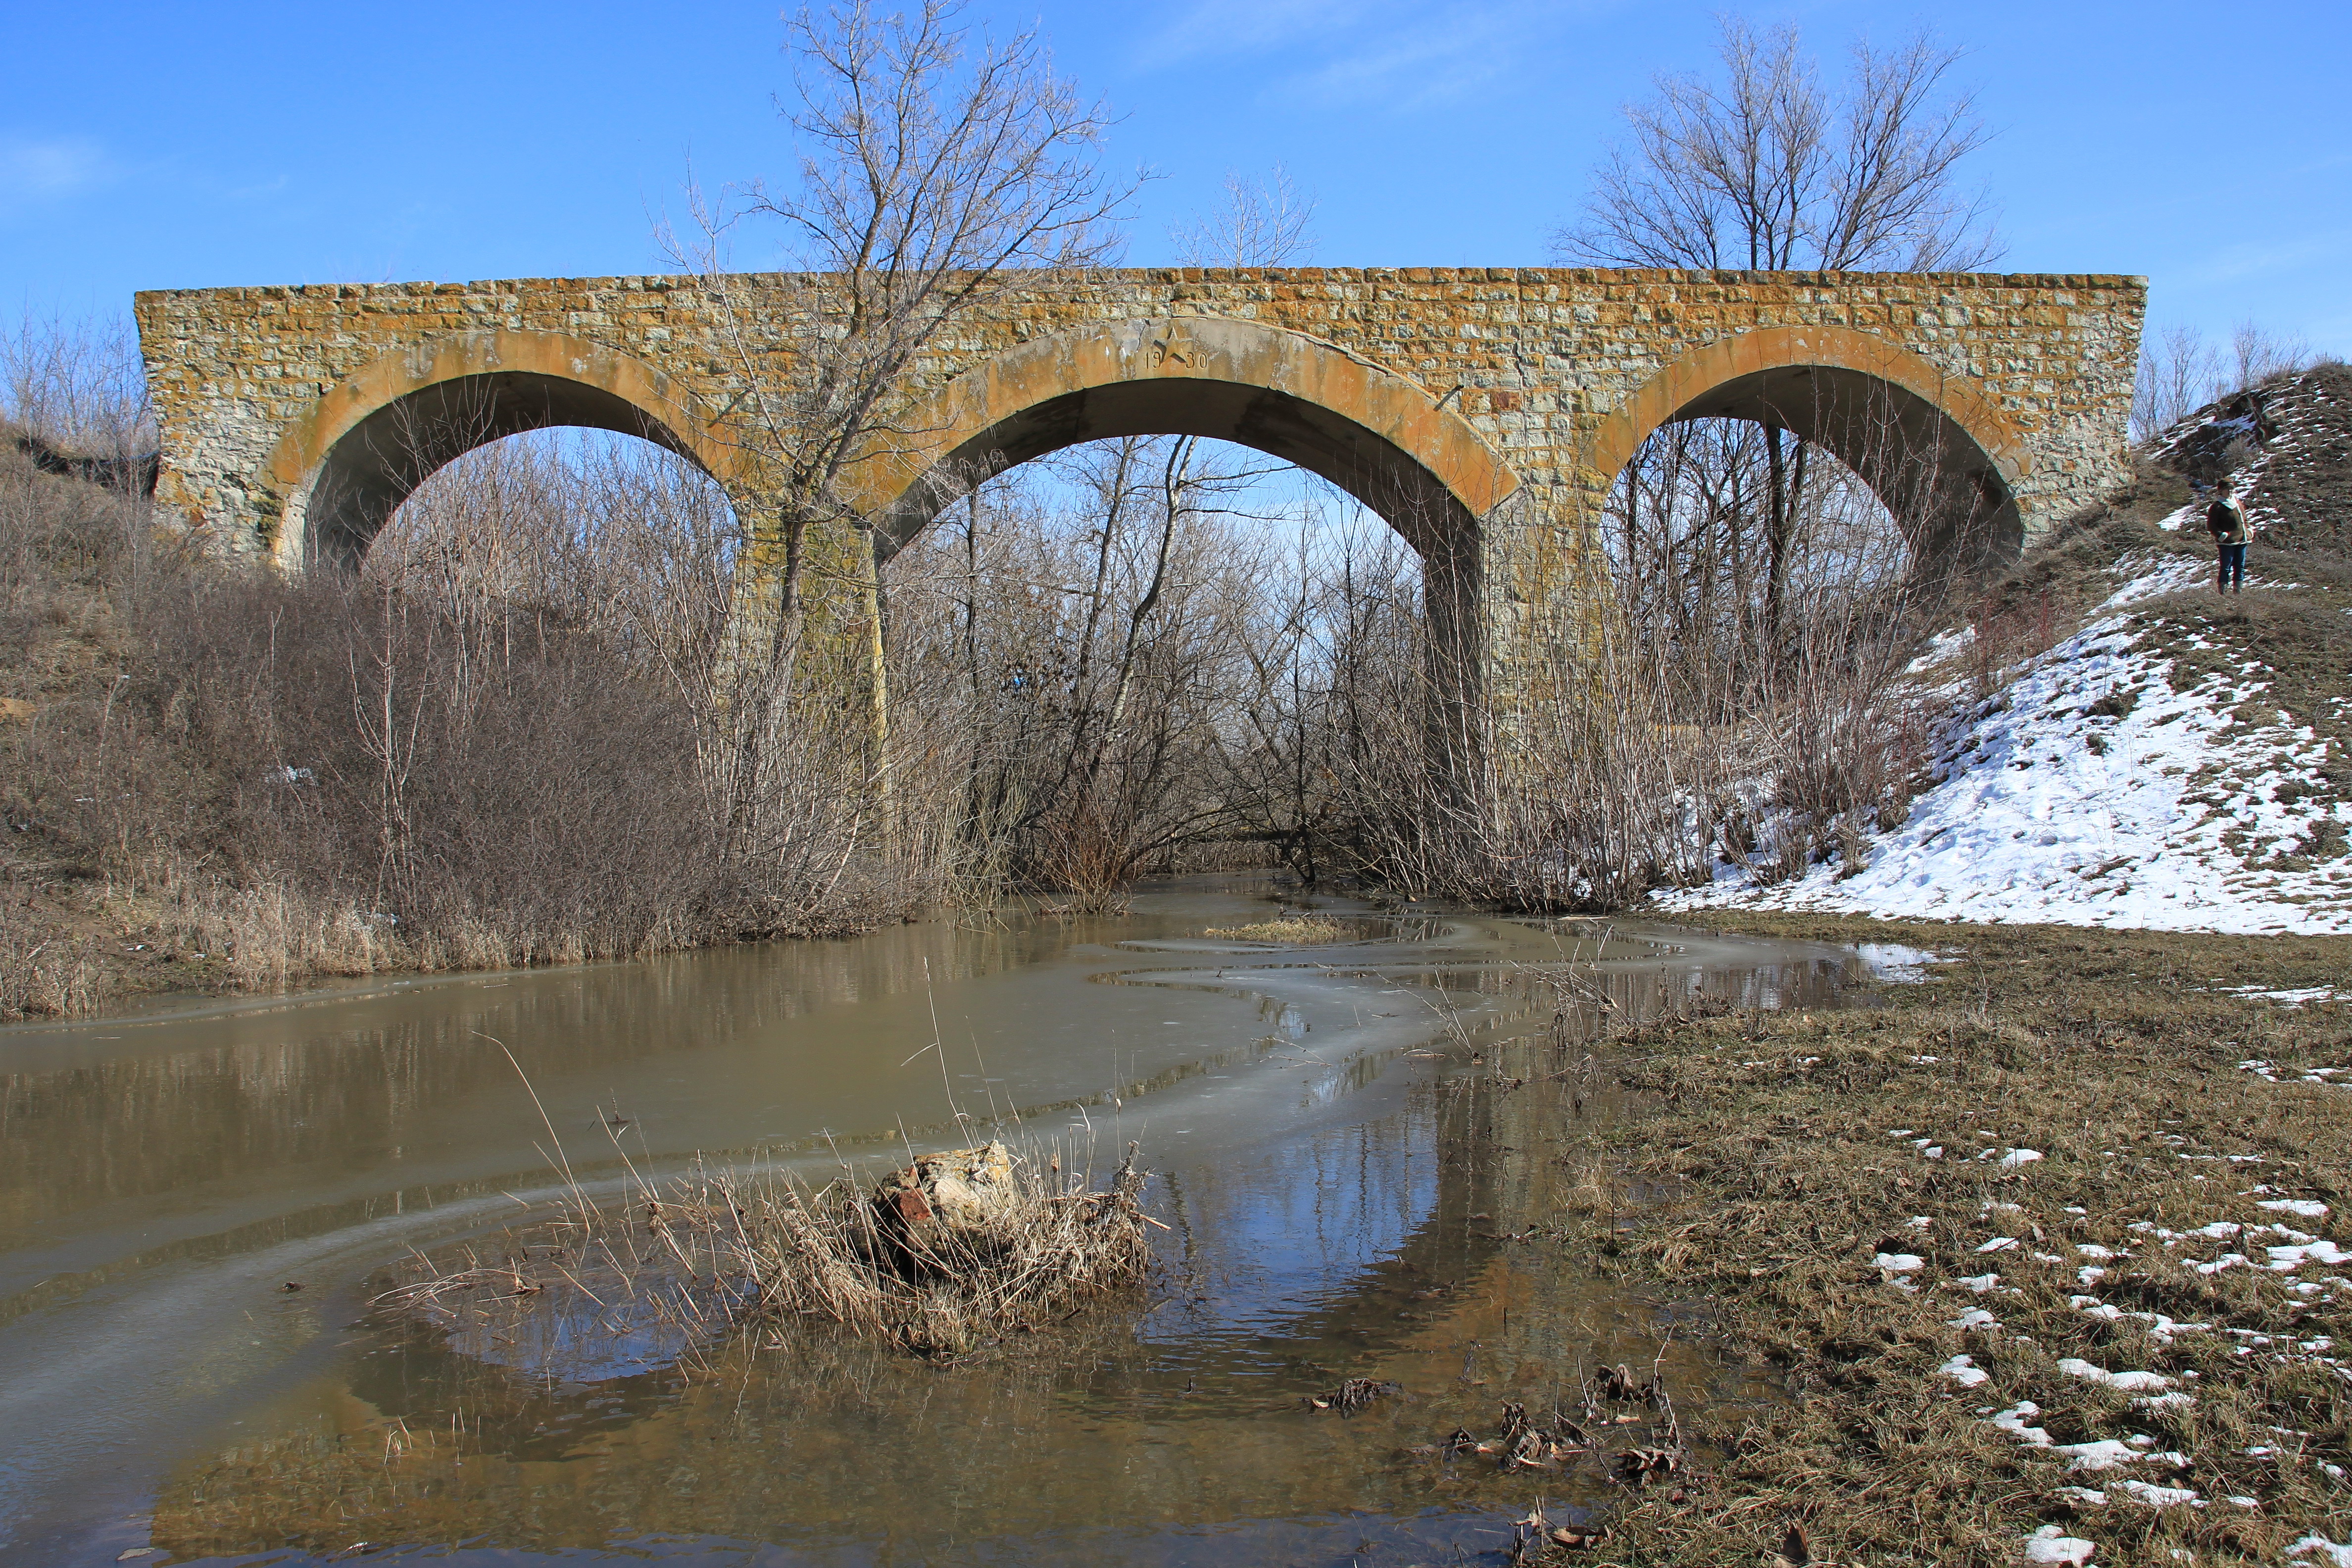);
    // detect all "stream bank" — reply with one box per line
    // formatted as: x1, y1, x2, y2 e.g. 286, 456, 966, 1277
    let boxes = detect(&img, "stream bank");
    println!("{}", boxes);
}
1543, 911, 2352, 1566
